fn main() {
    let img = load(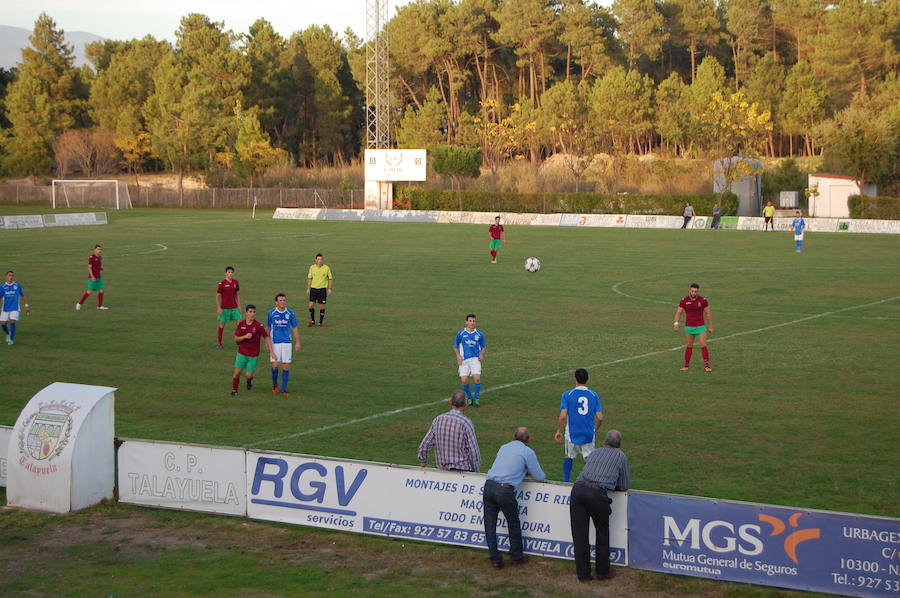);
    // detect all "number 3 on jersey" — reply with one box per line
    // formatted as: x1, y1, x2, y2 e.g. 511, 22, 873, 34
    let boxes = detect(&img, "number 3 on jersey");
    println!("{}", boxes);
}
577, 396, 589, 415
